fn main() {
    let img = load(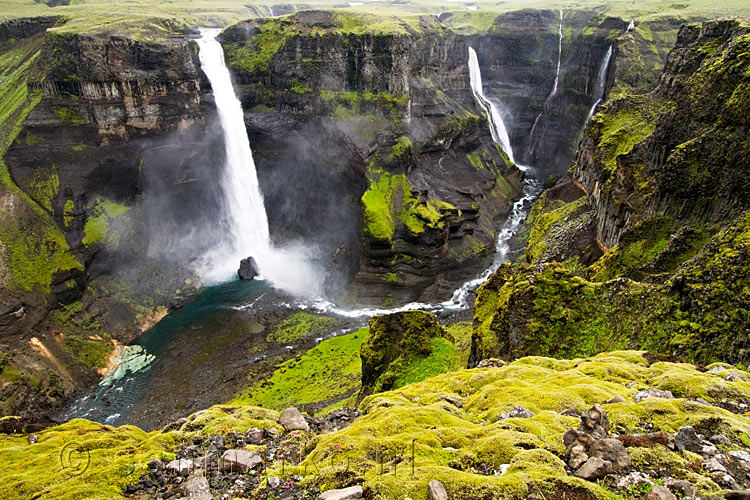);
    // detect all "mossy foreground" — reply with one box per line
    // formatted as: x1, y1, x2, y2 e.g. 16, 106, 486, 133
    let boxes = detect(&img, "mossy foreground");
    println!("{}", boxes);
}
4, 351, 750, 499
